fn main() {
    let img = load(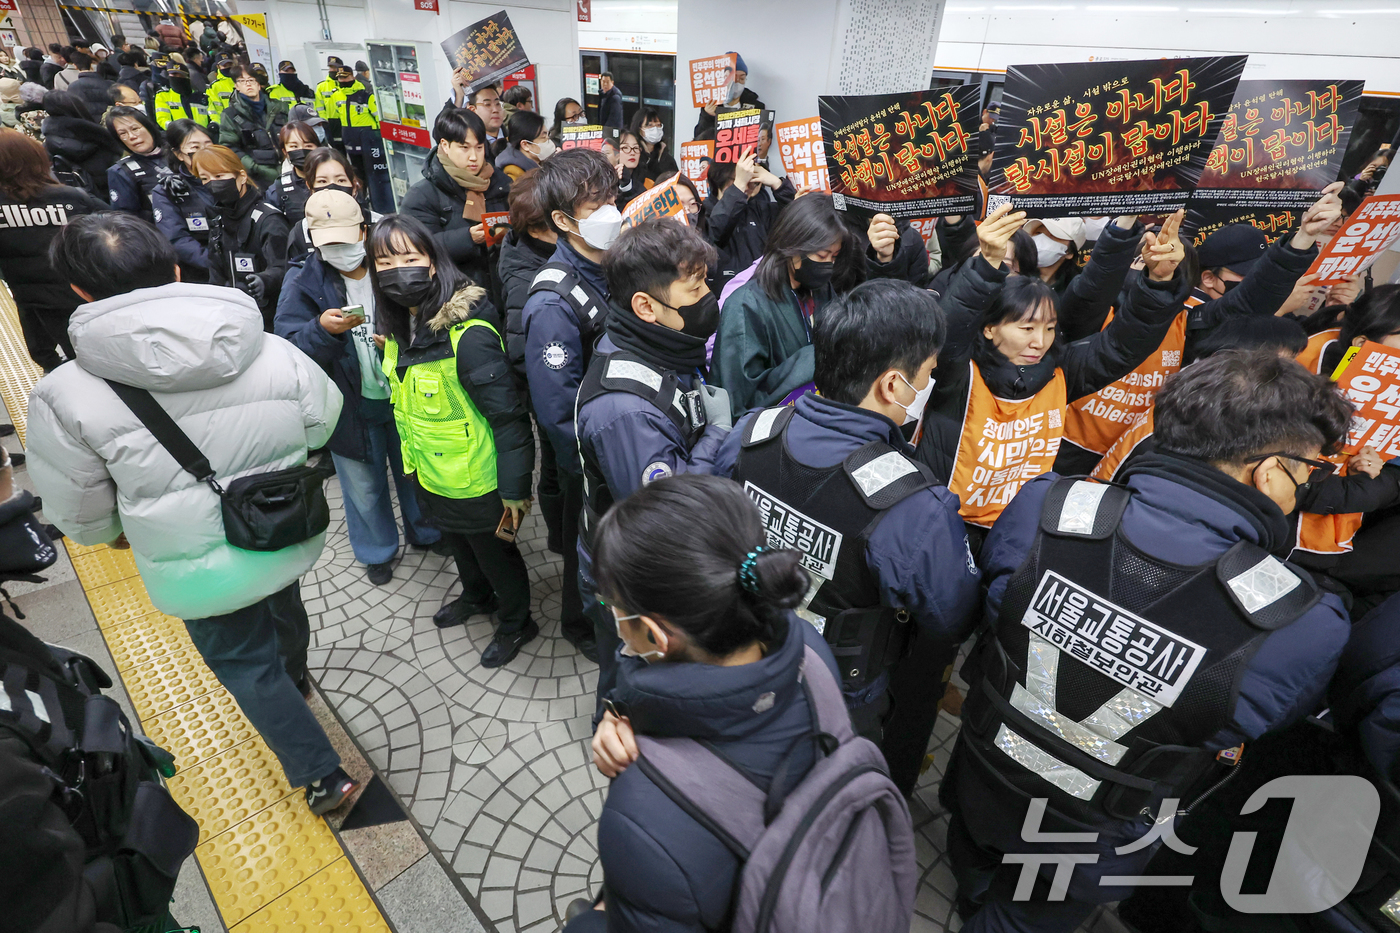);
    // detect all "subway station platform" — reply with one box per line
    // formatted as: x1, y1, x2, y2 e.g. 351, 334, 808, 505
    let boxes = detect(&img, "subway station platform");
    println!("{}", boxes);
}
0, 285, 1122, 933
